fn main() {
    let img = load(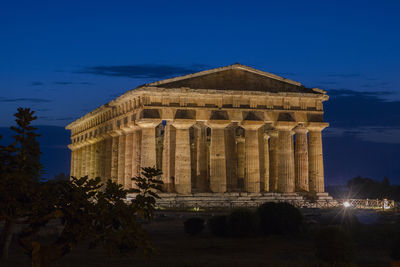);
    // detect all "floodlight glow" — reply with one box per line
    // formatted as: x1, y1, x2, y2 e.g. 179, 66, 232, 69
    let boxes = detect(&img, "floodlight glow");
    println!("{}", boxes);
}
343, 201, 351, 207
